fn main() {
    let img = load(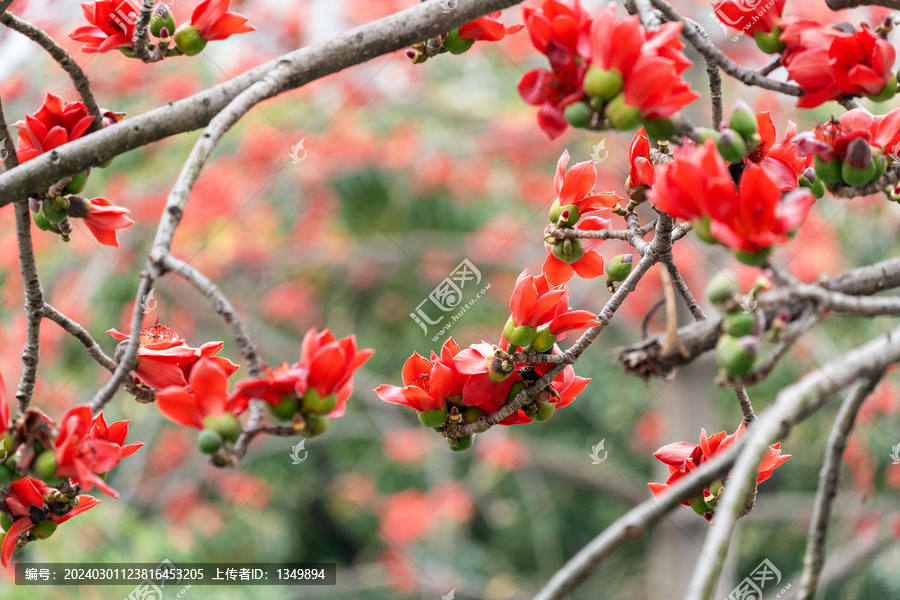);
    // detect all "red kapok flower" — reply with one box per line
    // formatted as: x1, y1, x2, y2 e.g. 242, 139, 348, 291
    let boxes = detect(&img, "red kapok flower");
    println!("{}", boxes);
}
628, 128, 655, 189
507, 269, 597, 344
156, 358, 249, 429
54, 406, 134, 497
749, 112, 810, 191
711, 0, 785, 36
190, 0, 255, 41
296, 328, 374, 418
551, 150, 622, 219
81, 197, 134, 247
69, 1, 138, 53
459, 12, 523, 42
374, 352, 454, 413
1, 477, 100, 567
12, 93, 94, 163
648, 139, 727, 222
453, 341, 519, 413
89, 413, 144, 459
542, 214, 612, 285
